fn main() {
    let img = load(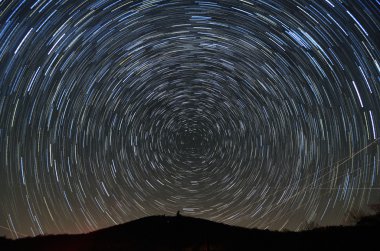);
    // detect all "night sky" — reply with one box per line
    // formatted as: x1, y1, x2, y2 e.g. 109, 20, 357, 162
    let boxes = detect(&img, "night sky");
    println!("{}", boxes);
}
0, 0, 379, 239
